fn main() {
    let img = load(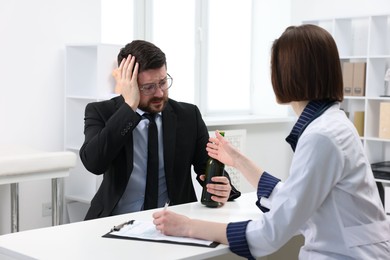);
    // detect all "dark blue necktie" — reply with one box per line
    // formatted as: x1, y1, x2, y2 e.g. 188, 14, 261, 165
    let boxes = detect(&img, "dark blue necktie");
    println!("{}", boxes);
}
143, 113, 158, 210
